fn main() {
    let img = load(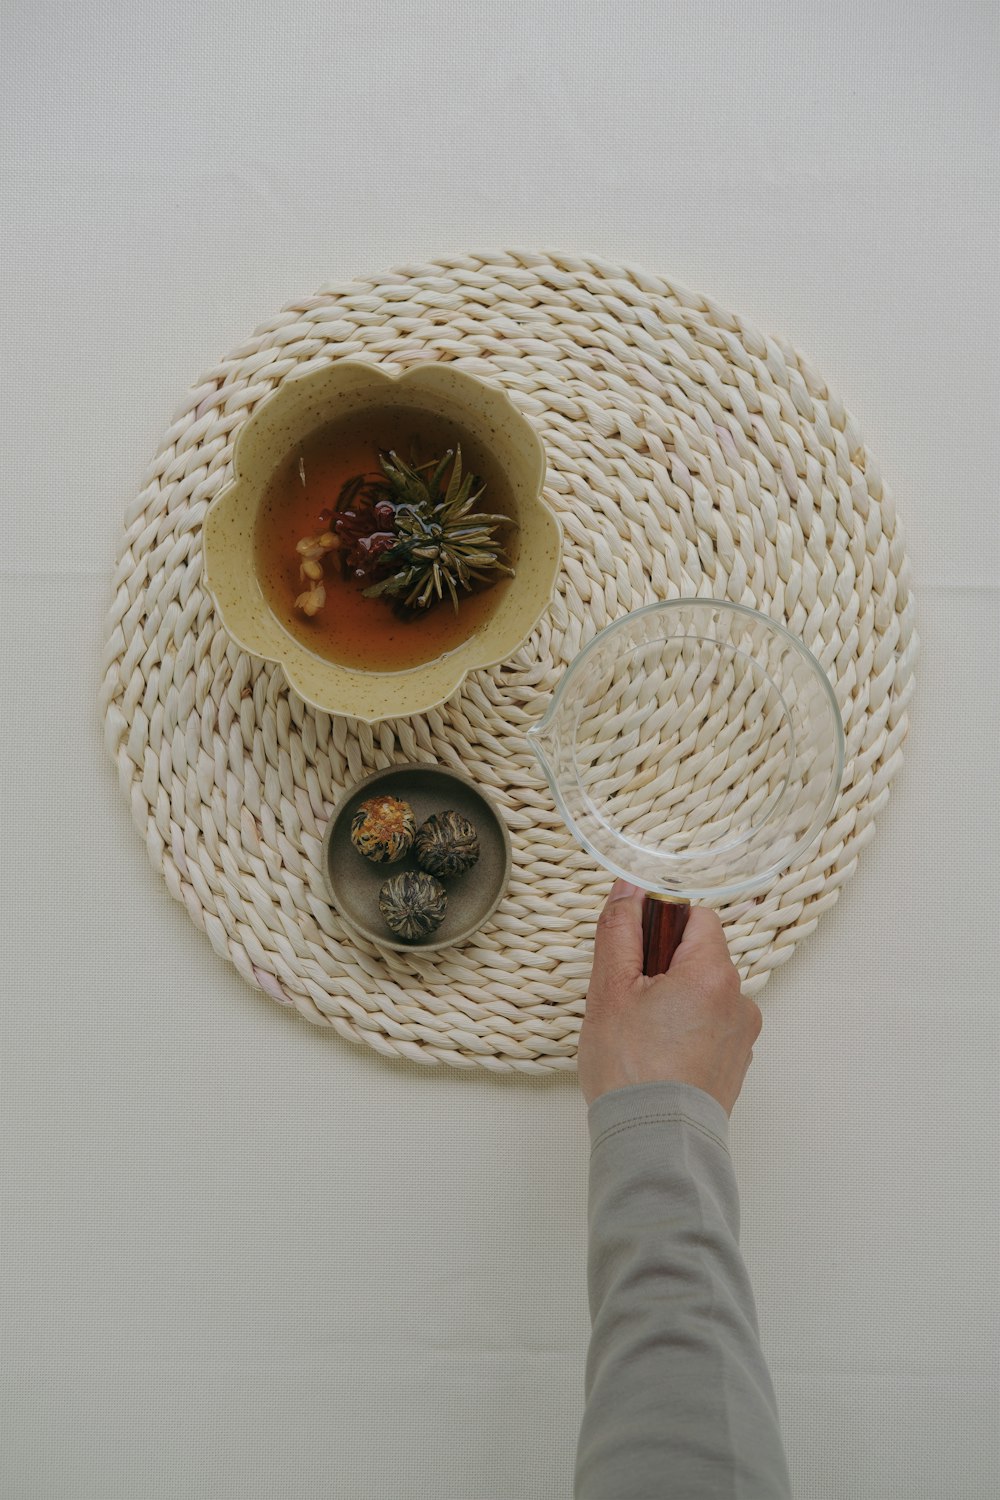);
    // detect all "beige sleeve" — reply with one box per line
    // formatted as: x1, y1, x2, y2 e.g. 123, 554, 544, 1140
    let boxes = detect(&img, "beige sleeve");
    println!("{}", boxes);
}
575, 1081, 792, 1500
